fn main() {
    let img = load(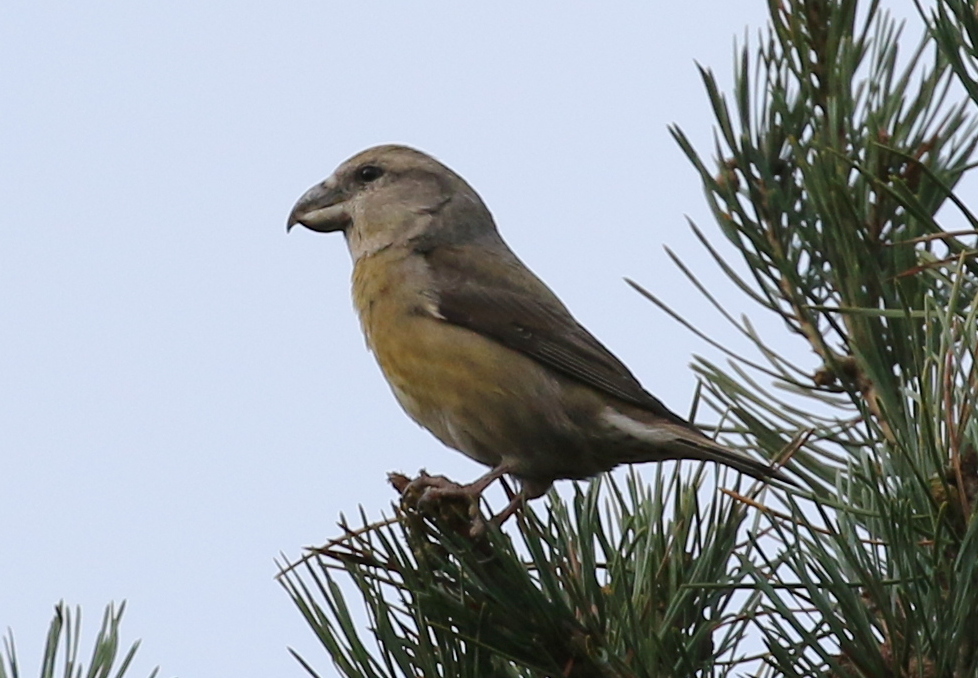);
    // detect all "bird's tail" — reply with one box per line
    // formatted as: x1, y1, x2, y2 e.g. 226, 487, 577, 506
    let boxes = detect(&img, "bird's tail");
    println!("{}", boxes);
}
667, 431, 791, 483
604, 409, 790, 483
